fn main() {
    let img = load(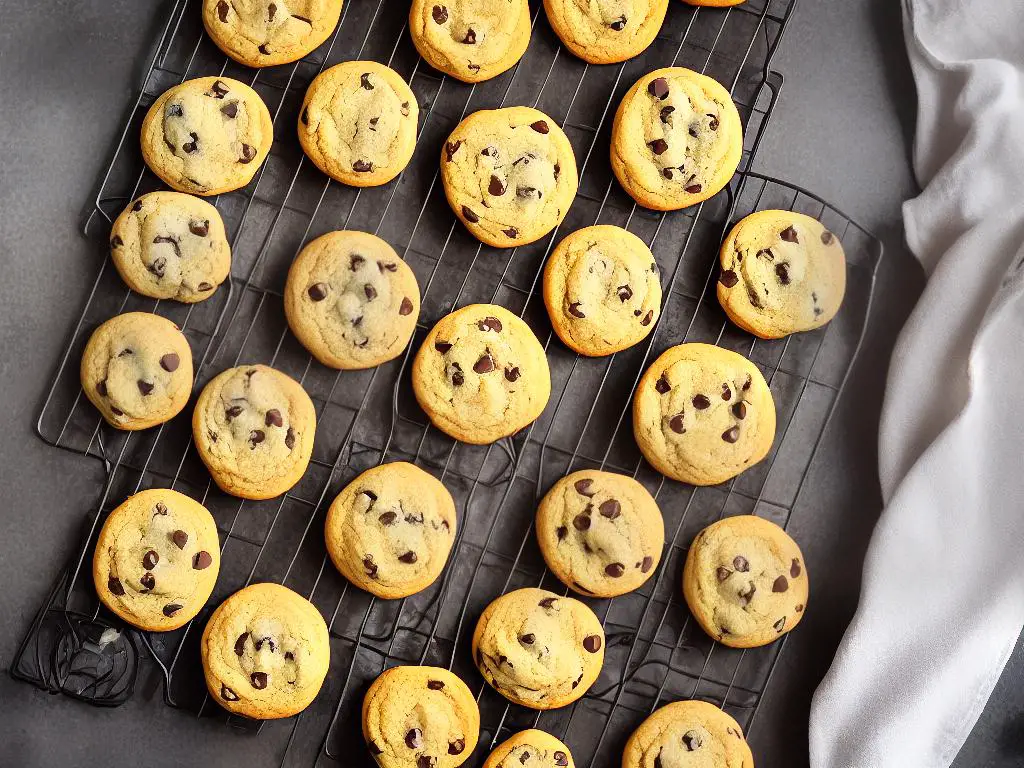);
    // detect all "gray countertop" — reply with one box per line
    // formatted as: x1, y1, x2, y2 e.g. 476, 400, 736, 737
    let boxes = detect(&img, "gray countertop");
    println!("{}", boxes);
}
0, 1, 1019, 766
